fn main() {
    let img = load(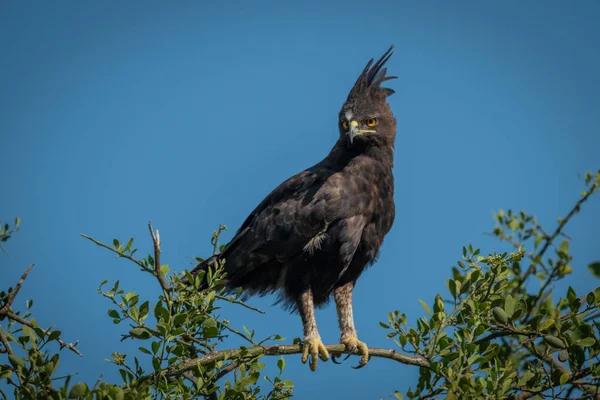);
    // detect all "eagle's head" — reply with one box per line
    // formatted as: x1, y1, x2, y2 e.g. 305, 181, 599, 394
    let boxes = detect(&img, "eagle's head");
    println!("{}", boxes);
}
339, 46, 397, 148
